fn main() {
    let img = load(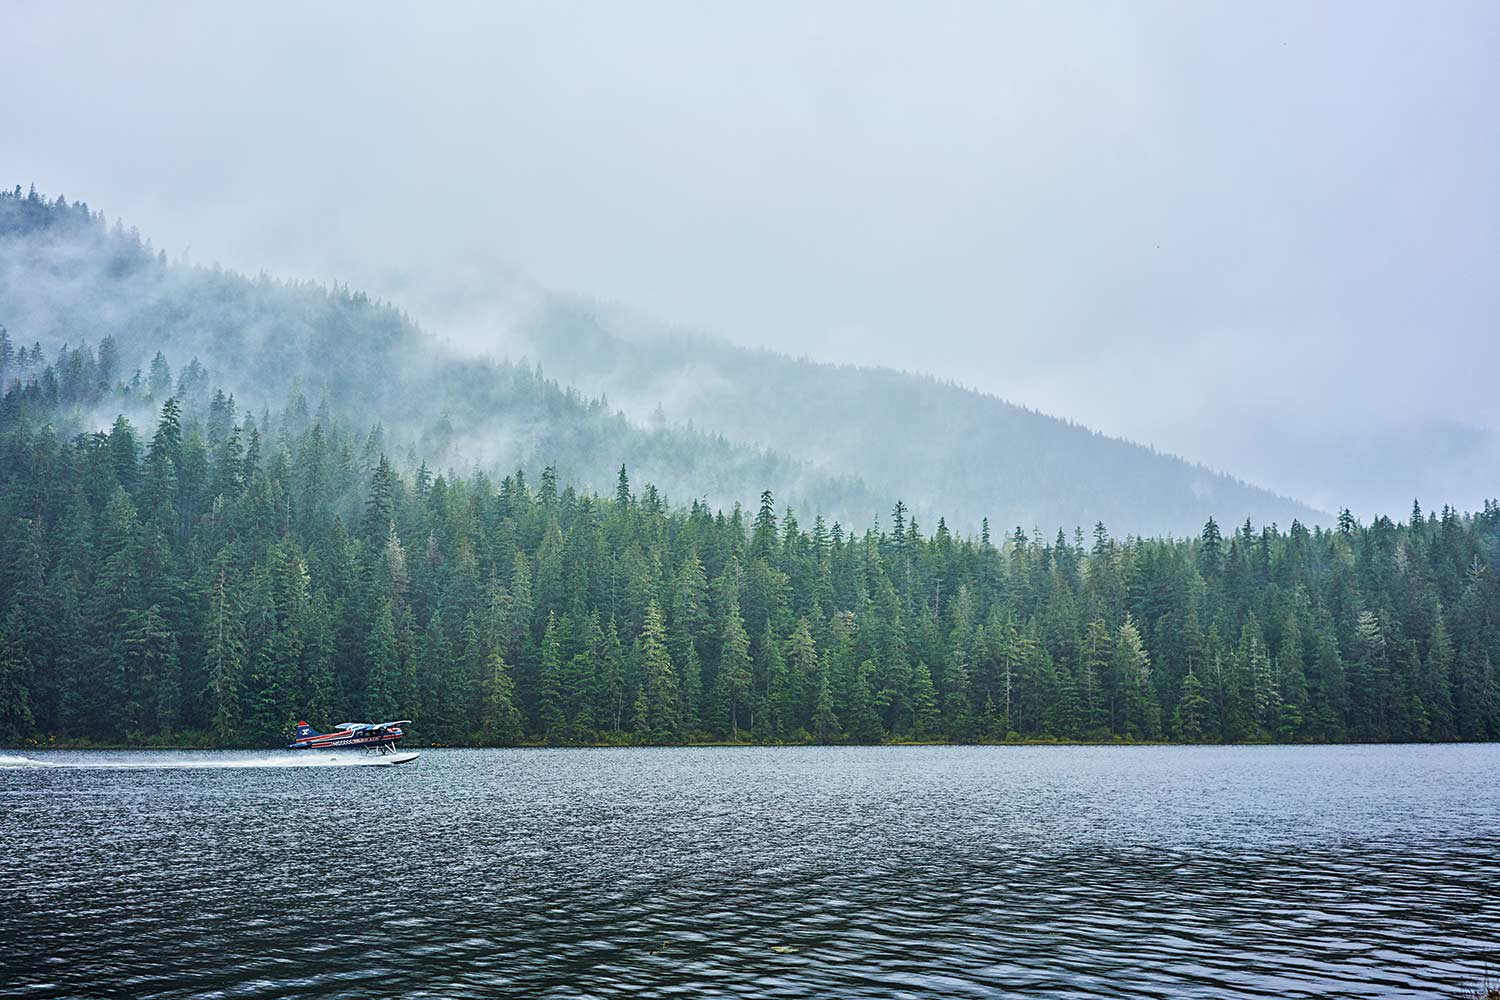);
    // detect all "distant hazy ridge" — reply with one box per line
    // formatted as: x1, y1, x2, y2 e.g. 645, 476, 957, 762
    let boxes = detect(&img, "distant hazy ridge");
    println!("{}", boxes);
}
514, 298, 1326, 534
1, 187, 1320, 535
